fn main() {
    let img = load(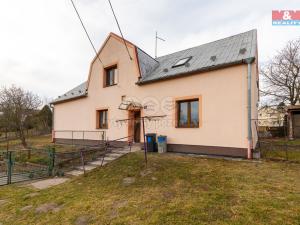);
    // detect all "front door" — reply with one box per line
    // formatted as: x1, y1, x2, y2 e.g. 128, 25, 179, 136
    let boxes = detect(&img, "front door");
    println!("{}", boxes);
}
133, 111, 141, 143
